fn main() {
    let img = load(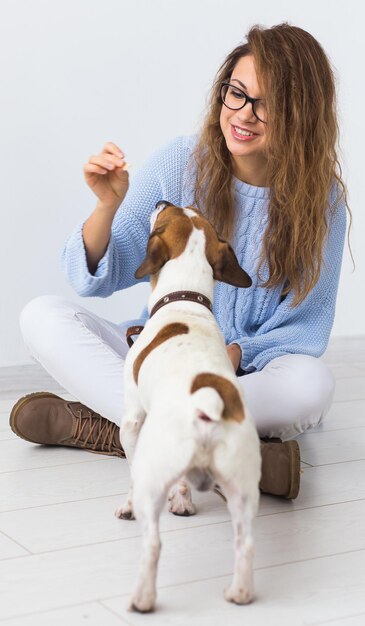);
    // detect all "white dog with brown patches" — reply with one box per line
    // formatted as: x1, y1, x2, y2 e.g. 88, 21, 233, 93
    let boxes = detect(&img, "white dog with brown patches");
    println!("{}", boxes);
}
115, 201, 261, 613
